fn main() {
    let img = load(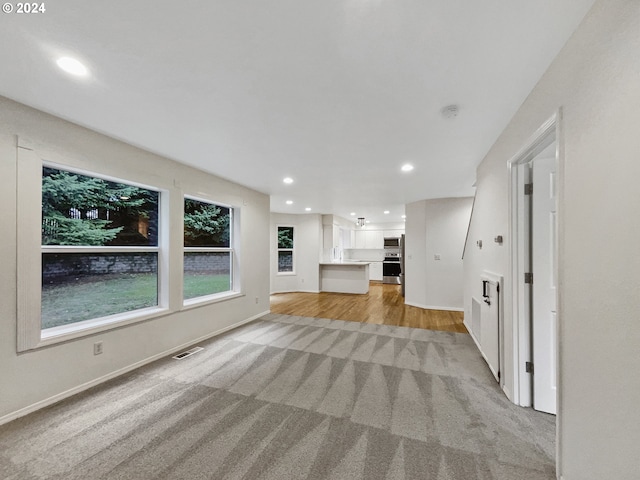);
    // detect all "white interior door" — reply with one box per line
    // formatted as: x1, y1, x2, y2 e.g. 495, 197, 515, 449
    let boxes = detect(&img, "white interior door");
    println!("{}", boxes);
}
532, 155, 558, 414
